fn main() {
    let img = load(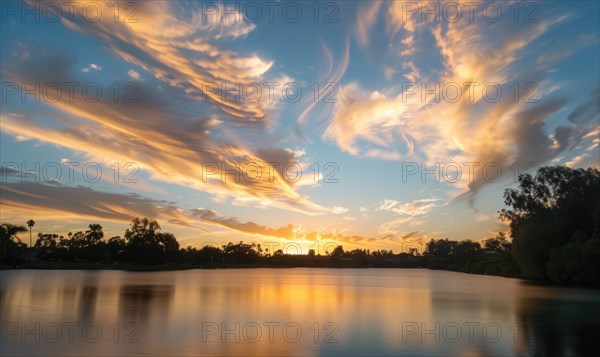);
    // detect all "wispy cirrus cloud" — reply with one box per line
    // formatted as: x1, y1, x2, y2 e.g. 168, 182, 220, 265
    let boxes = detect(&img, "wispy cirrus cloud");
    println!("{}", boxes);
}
328, 1, 599, 206
0, 48, 328, 214
1, 1, 335, 215
376, 199, 399, 211
0, 182, 204, 230
33, 0, 277, 122
377, 197, 440, 215
331, 206, 349, 215
355, 1, 383, 48
191, 208, 295, 239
